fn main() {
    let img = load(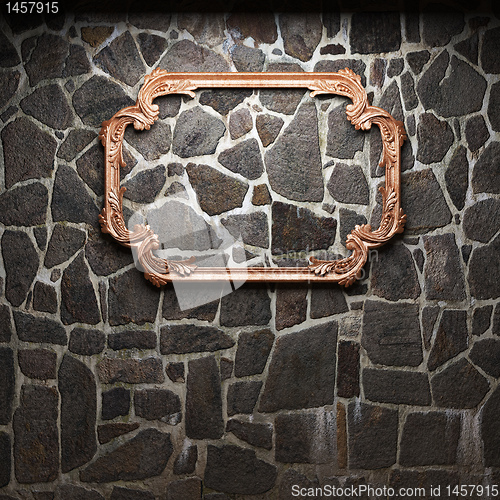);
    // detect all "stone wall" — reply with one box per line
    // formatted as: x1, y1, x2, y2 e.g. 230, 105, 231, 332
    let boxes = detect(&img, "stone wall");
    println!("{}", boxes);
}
1, 2, 500, 499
